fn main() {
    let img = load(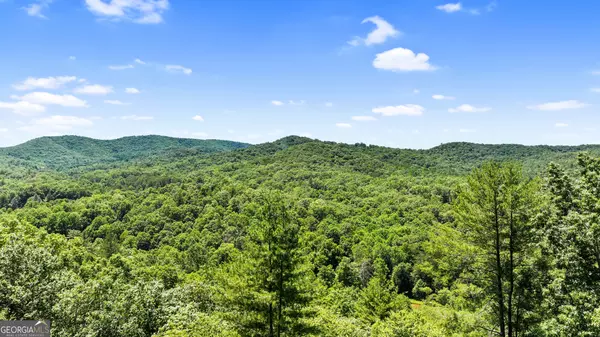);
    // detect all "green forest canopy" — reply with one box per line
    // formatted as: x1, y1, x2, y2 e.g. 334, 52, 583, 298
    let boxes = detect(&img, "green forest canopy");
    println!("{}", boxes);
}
2, 135, 600, 336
